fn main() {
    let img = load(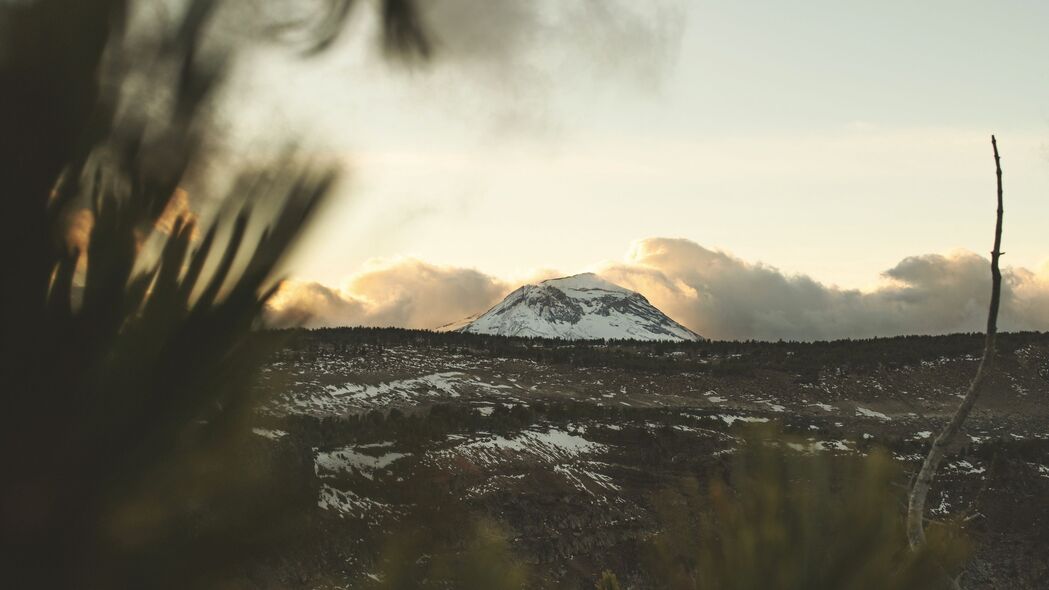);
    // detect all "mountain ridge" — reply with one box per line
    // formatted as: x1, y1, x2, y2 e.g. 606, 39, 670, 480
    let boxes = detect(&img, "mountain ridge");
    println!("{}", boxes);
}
455, 273, 701, 341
